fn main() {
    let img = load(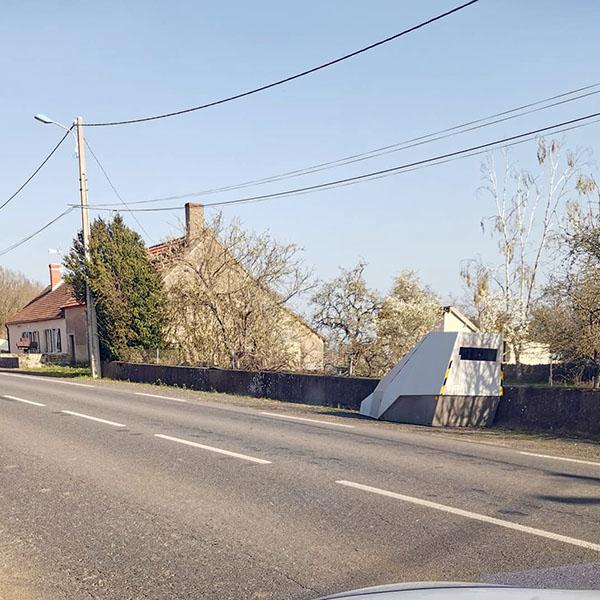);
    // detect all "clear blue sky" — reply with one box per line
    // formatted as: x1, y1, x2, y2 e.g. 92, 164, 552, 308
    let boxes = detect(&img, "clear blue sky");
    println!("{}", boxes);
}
1, 0, 599, 305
